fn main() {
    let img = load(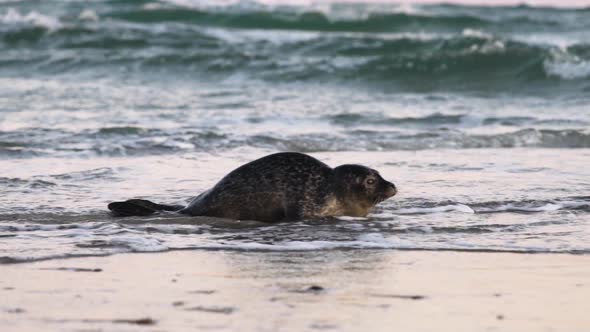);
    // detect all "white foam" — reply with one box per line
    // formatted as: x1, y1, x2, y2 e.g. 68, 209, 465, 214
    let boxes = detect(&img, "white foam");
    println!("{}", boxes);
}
161, 0, 246, 10
393, 204, 475, 215
462, 28, 493, 39
78, 9, 99, 22
335, 216, 368, 221
379, 31, 445, 41
0, 8, 62, 30
515, 203, 562, 212
391, 3, 423, 15
468, 39, 506, 54
544, 58, 590, 80
511, 33, 580, 49
479, 201, 587, 213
